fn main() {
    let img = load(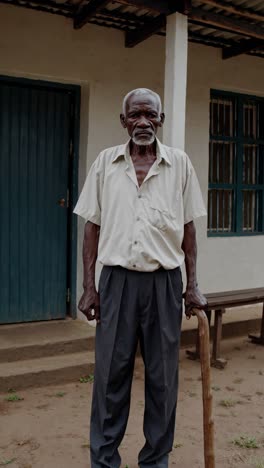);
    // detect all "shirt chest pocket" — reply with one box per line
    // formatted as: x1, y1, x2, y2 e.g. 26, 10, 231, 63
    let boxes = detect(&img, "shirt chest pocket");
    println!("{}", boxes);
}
148, 204, 177, 231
